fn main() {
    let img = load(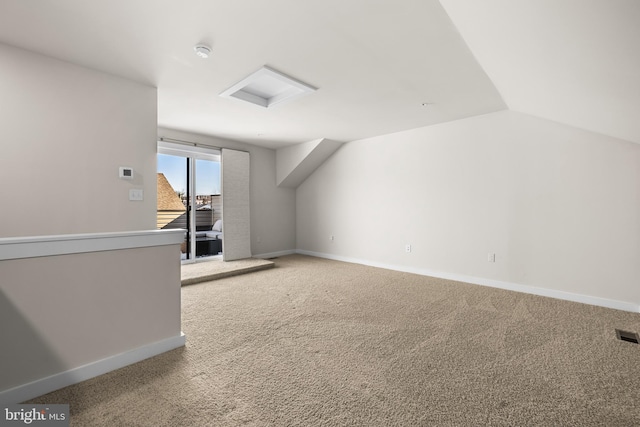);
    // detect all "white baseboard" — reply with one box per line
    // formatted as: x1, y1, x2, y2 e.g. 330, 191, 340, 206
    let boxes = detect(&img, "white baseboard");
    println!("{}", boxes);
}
0, 333, 186, 405
296, 250, 640, 313
253, 249, 297, 259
